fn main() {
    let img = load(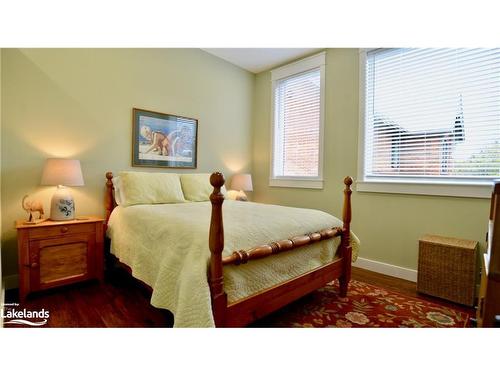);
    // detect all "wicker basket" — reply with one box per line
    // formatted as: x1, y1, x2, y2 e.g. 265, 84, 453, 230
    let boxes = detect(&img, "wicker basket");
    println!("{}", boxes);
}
417, 234, 478, 306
